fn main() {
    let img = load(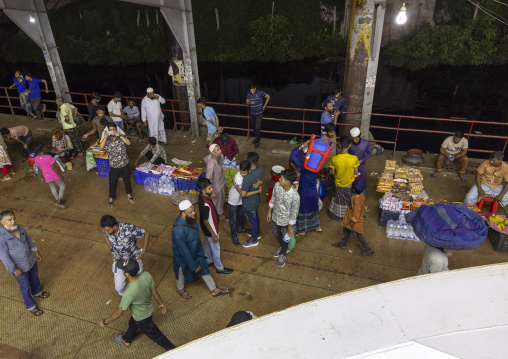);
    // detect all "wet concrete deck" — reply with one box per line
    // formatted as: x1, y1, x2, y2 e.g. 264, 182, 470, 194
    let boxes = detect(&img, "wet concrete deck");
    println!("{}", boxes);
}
0, 113, 506, 358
